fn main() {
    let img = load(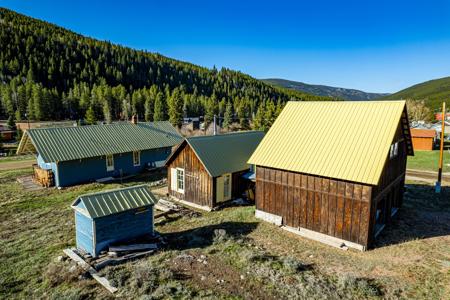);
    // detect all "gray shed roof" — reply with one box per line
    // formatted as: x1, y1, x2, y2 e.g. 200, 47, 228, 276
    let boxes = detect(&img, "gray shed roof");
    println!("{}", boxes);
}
17, 121, 182, 163
72, 185, 158, 219
166, 131, 265, 177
